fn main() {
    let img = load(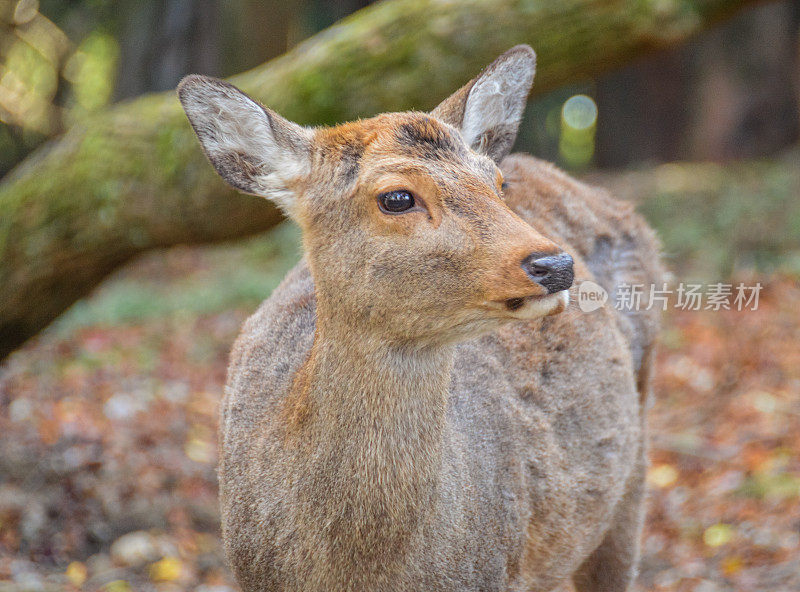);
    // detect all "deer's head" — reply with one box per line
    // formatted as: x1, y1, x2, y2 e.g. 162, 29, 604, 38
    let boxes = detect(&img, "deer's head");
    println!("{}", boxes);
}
179, 46, 573, 345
